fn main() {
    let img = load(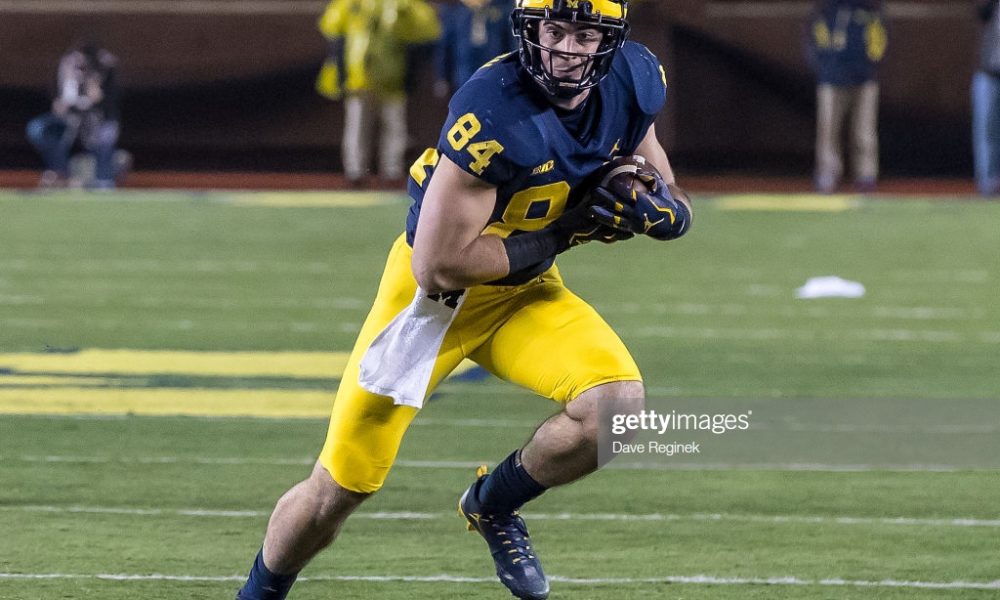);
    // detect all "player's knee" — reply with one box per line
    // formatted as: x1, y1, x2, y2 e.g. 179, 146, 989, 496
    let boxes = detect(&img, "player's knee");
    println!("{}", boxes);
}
306, 462, 372, 527
605, 380, 645, 406
597, 381, 644, 441
570, 380, 645, 444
